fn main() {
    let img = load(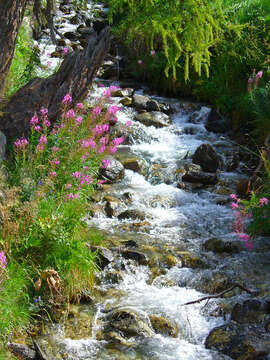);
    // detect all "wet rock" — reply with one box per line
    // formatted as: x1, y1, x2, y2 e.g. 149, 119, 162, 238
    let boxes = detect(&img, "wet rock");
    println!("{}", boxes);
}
0, 131, 6, 160
121, 239, 138, 248
90, 246, 114, 269
120, 249, 148, 265
120, 97, 132, 106
182, 164, 218, 185
99, 307, 154, 344
109, 123, 134, 145
135, 111, 171, 128
104, 195, 122, 217
177, 251, 205, 269
205, 108, 232, 133
104, 270, 125, 284
121, 158, 142, 173
118, 209, 146, 221
205, 322, 270, 359
70, 13, 85, 25
56, 38, 66, 46
203, 238, 240, 255
231, 299, 270, 324
189, 106, 211, 124
201, 272, 232, 294
63, 31, 79, 41
132, 94, 150, 110
99, 157, 125, 183
93, 19, 109, 34
163, 255, 180, 268
226, 153, 239, 172
192, 143, 224, 173
8, 343, 36, 360
149, 315, 179, 338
